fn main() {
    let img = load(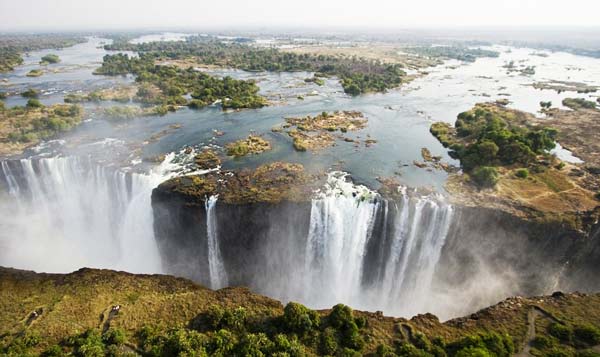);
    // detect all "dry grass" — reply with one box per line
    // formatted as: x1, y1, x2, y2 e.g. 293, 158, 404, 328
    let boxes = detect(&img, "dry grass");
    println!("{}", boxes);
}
2, 267, 600, 355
